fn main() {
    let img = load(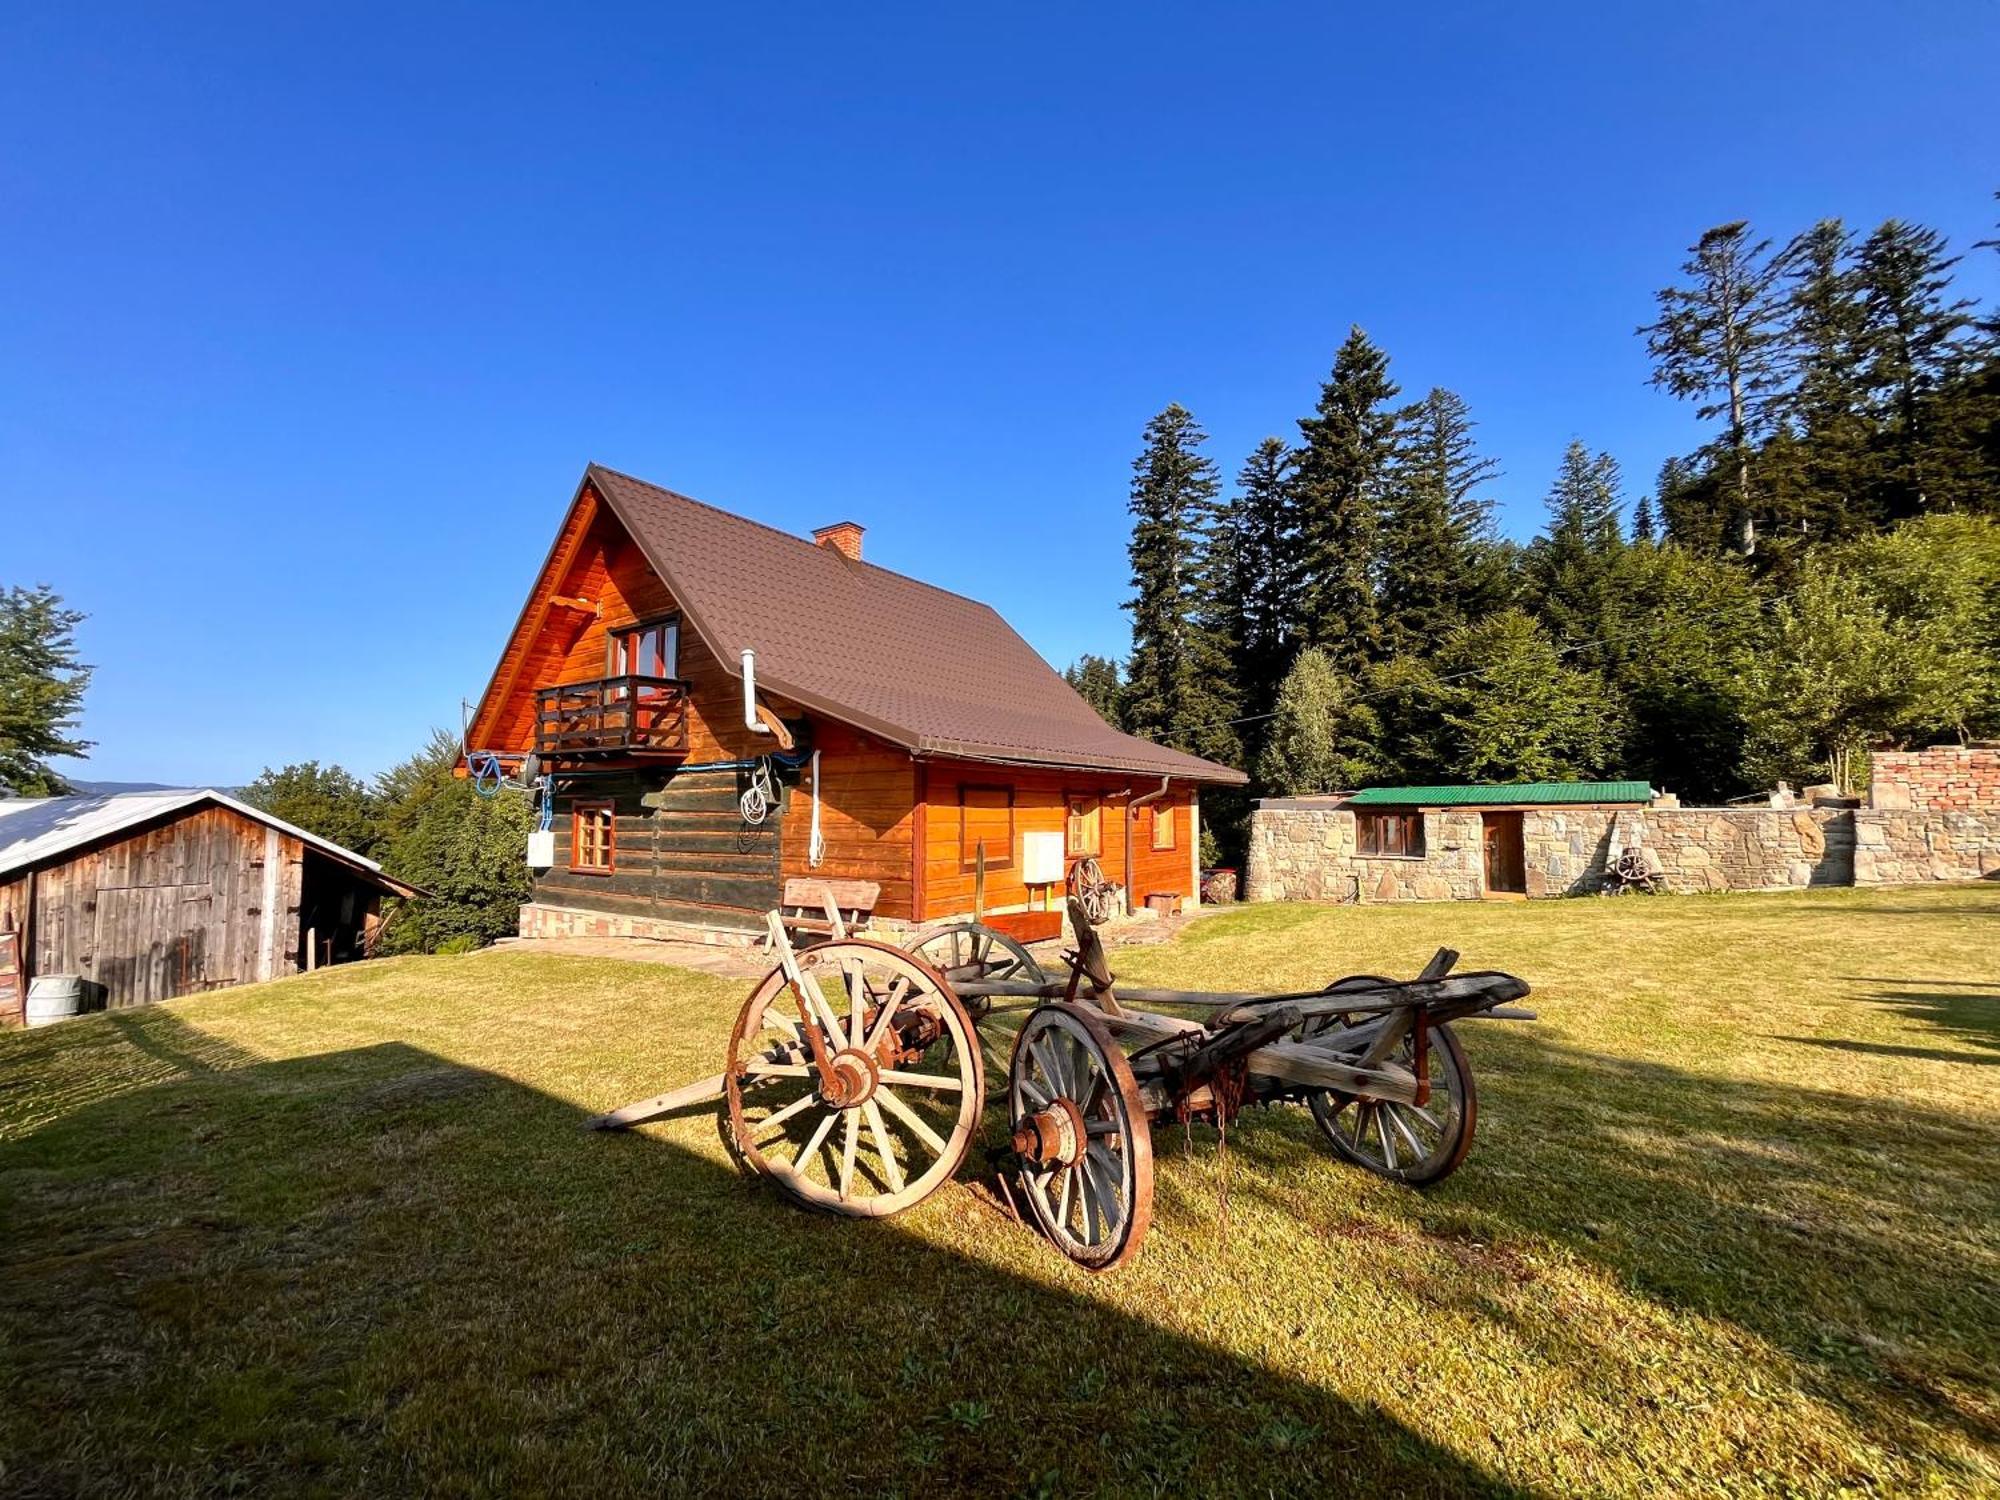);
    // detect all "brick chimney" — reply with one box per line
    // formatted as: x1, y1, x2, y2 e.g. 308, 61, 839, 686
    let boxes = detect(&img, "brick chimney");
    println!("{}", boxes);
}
812, 521, 865, 561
